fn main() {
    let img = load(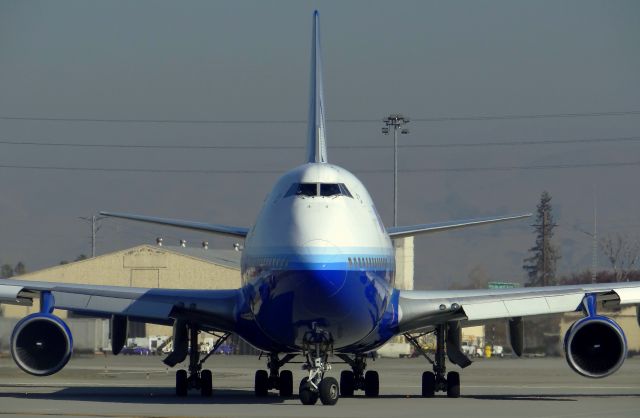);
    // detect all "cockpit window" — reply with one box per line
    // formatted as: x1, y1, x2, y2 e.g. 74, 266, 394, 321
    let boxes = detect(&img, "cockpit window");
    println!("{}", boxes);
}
285, 183, 317, 197
320, 183, 341, 197
285, 183, 353, 198
339, 183, 352, 198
